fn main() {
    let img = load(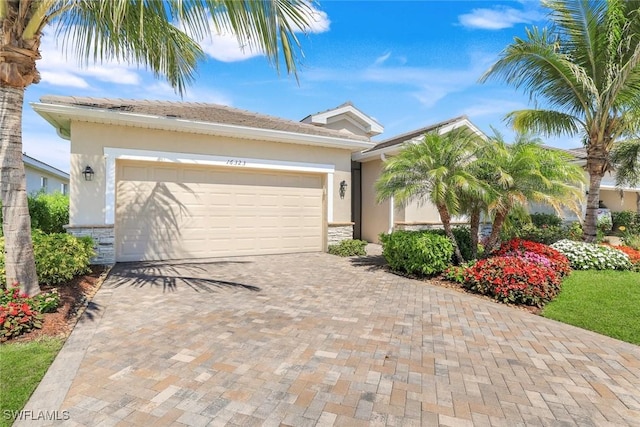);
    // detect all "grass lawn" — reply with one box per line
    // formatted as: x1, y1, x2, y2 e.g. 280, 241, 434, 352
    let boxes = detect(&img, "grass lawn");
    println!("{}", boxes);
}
543, 270, 640, 345
0, 338, 64, 427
